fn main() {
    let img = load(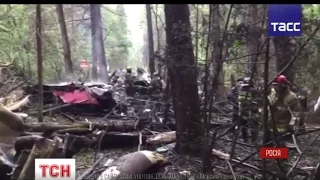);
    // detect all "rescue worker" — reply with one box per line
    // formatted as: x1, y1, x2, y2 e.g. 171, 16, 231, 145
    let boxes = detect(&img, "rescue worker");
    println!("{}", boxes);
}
149, 73, 163, 94
136, 67, 149, 81
267, 75, 304, 147
237, 77, 259, 143
227, 78, 244, 131
137, 67, 145, 77
125, 67, 134, 84
126, 67, 132, 74
109, 69, 122, 84
297, 87, 307, 132
291, 85, 308, 132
